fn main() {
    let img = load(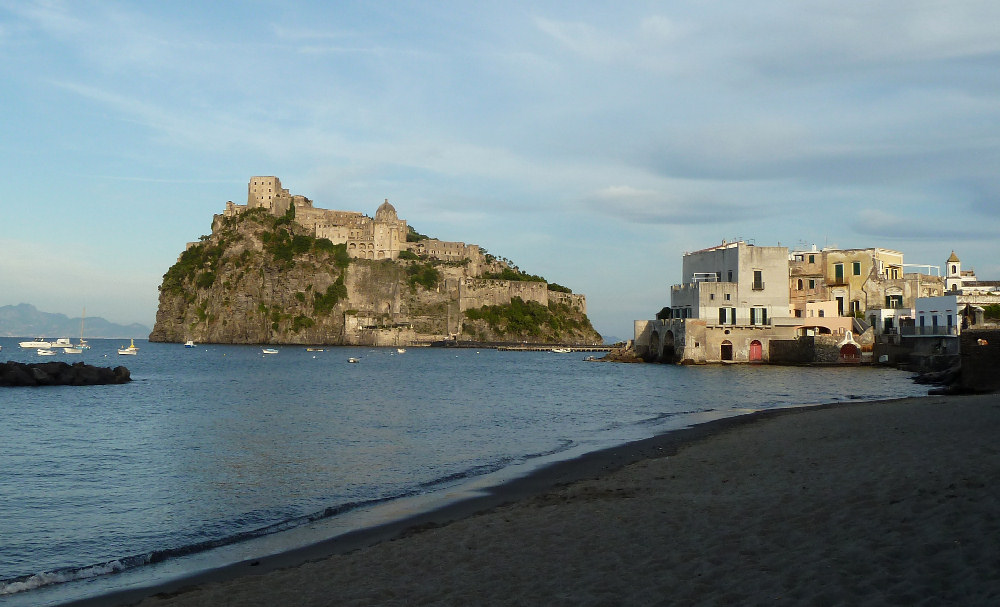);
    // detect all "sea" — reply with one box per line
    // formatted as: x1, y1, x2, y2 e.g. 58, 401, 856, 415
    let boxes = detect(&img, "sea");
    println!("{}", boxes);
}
0, 337, 929, 606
